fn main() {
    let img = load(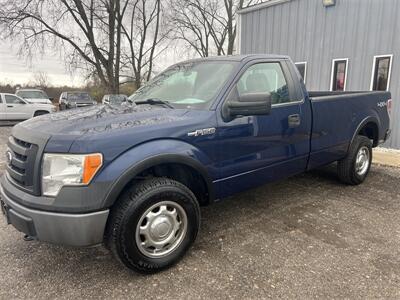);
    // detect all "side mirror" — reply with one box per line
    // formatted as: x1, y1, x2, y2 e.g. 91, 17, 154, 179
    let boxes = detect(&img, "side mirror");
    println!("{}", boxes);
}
49, 97, 54, 101
226, 92, 272, 119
